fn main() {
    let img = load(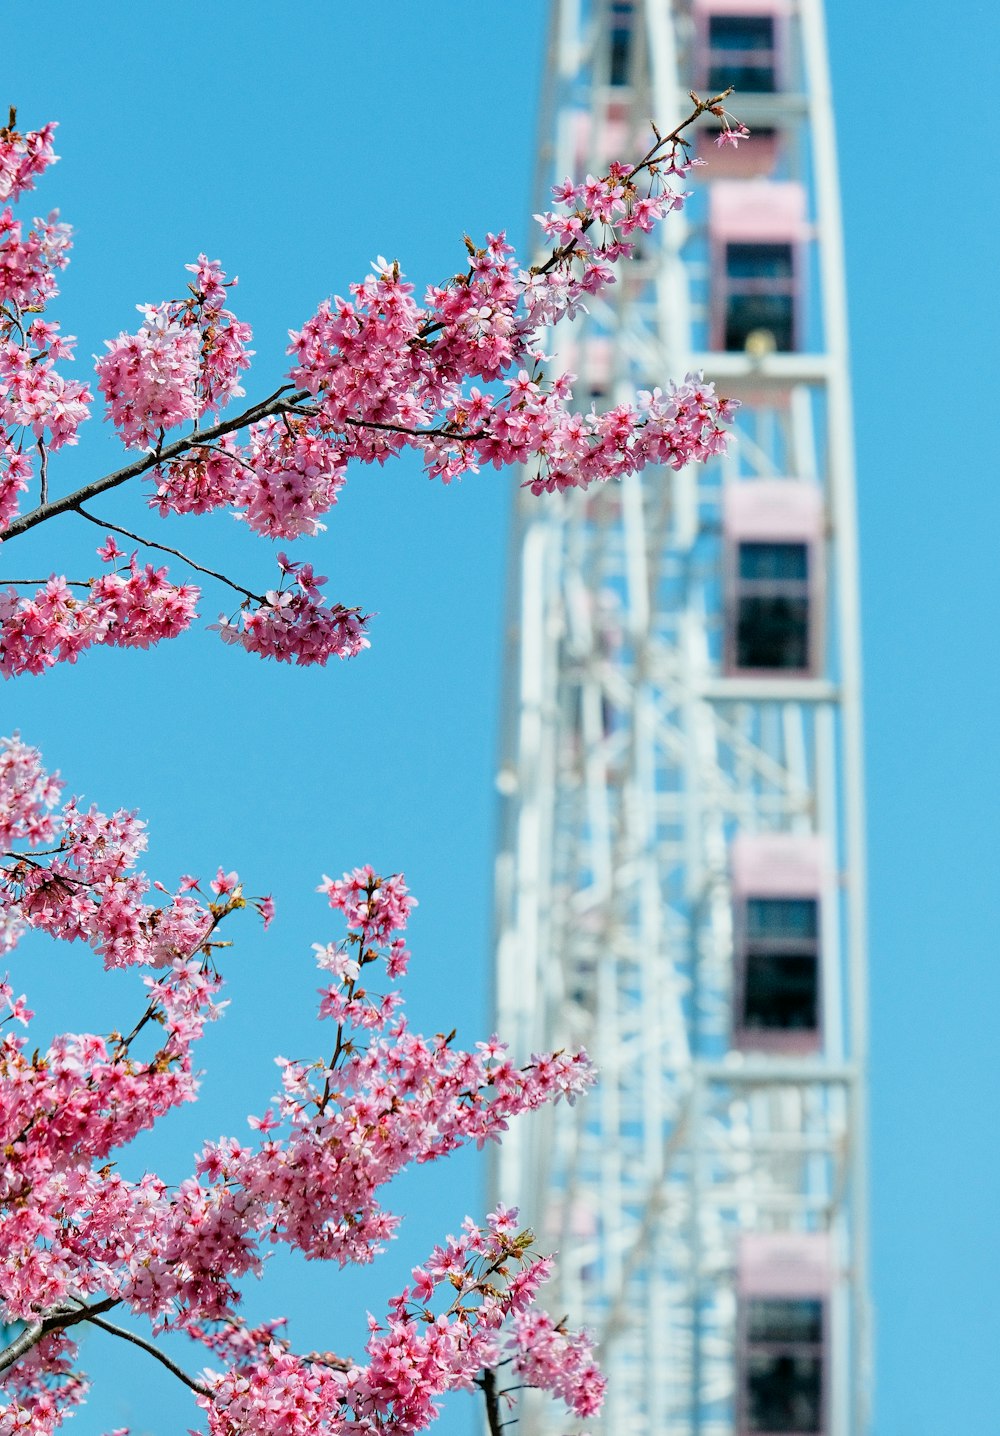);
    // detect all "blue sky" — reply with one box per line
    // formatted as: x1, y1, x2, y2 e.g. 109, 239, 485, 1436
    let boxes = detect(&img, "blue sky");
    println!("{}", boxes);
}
3, 3, 999, 1434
